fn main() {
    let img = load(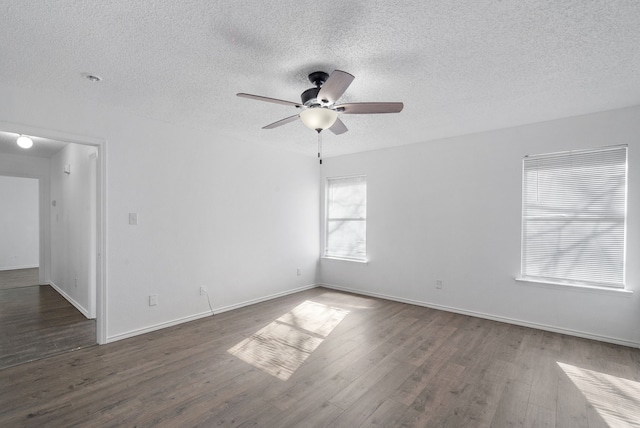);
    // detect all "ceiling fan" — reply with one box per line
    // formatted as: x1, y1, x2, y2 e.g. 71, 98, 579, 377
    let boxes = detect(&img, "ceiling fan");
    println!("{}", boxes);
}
237, 70, 404, 135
